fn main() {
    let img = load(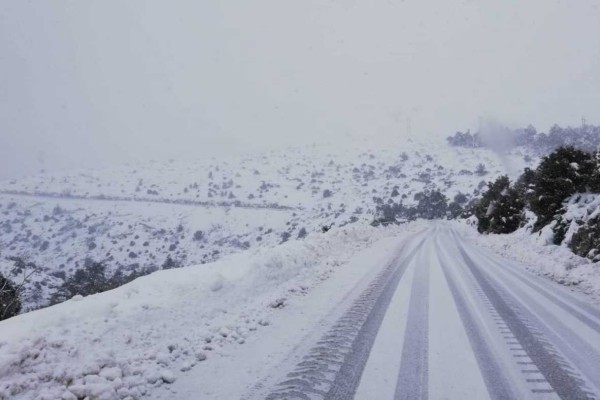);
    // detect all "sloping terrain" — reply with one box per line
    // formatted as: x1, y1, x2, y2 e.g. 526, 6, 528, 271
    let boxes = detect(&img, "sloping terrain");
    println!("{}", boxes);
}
3, 222, 599, 400
0, 222, 421, 400
0, 138, 535, 310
